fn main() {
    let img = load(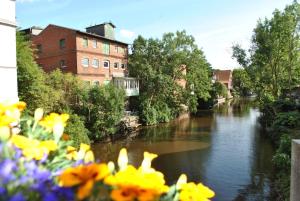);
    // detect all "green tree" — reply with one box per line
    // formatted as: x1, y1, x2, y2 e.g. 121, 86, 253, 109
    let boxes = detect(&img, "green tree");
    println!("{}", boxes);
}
16, 31, 60, 112
83, 85, 125, 140
129, 31, 212, 124
232, 2, 300, 100
232, 69, 252, 96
